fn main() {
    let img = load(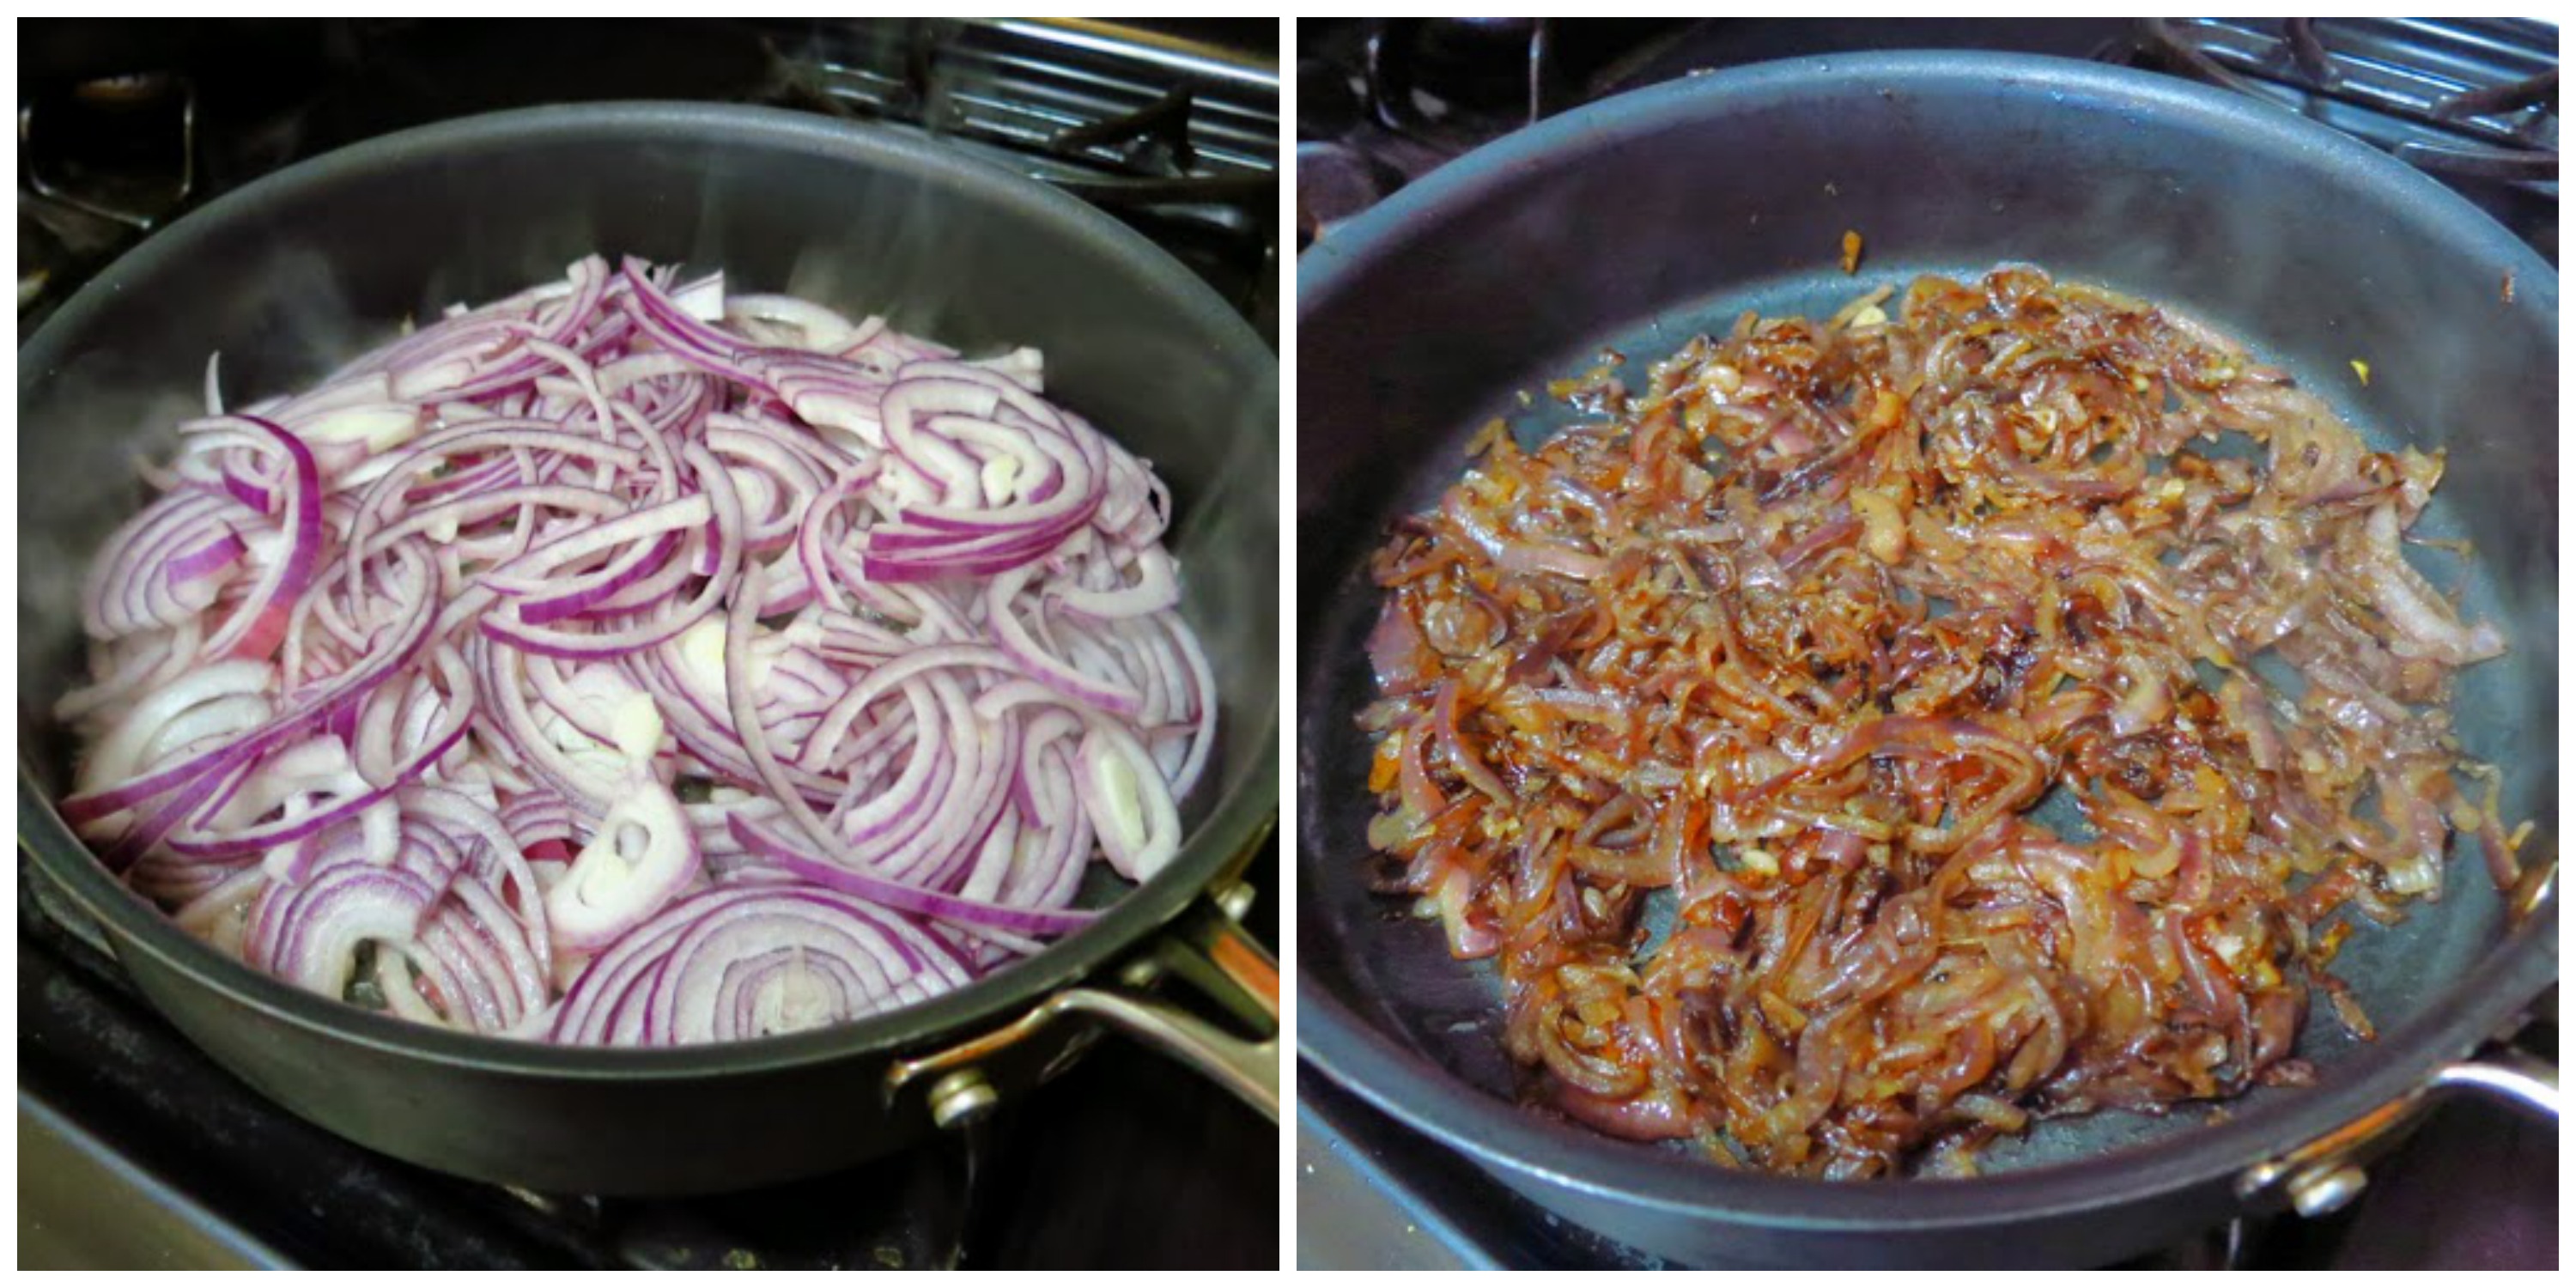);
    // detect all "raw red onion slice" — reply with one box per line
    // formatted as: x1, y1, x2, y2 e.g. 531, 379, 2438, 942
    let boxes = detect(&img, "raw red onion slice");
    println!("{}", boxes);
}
161, 643, 477, 860
63, 541, 440, 825
549, 884, 974, 1046
244, 860, 441, 997
1076, 721, 1183, 882
82, 489, 267, 641
987, 567, 1144, 715
187, 416, 325, 661
727, 815, 1098, 938
544, 772, 702, 951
